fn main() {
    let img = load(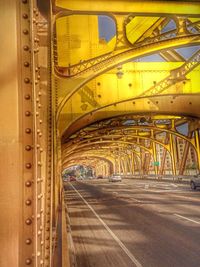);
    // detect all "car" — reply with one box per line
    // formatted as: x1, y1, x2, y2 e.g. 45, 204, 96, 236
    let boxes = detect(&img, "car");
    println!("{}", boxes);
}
97, 175, 103, 179
109, 174, 122, 182
190, 174, 200, 190
69, 176, 76, 182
